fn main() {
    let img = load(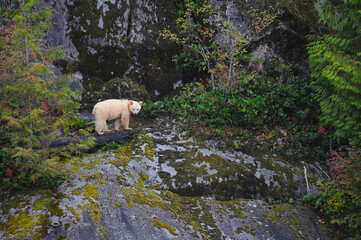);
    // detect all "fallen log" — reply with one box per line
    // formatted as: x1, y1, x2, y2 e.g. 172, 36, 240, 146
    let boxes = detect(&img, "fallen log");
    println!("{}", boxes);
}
49, 130, 136, 148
